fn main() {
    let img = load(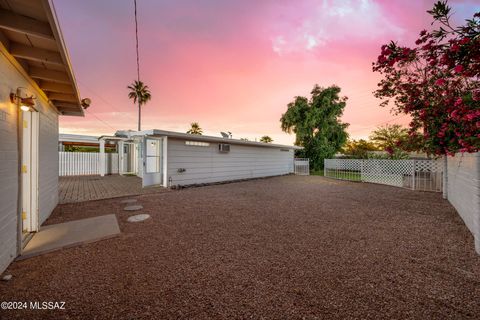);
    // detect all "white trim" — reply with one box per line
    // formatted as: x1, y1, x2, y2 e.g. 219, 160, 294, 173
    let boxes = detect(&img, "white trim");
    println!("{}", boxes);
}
124, 129, 302, 150
163, 136, 168, 187
21, 110, 39, 233
99, 140, 105, 177
118, 140, 124, 175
